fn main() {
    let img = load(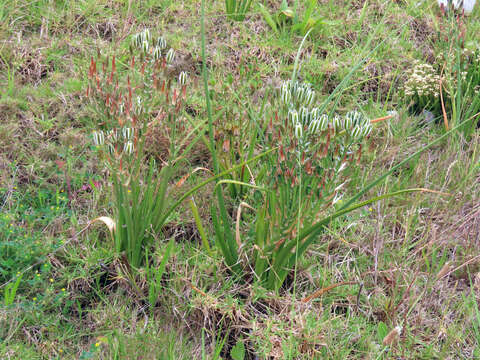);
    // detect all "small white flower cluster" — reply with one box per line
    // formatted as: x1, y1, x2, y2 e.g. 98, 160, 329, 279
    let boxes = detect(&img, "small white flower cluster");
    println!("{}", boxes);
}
404, 61, 441, 98
92, 126, 135, 156
131, 29, 175, 64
